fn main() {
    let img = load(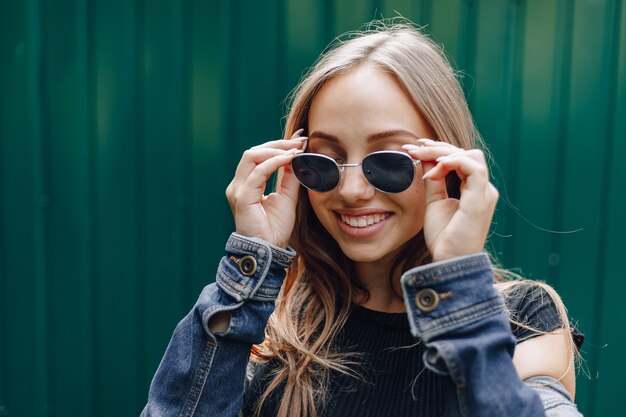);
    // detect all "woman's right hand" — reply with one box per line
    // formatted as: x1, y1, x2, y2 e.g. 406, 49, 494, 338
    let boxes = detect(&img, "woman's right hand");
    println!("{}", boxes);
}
225, 129, 307, 248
